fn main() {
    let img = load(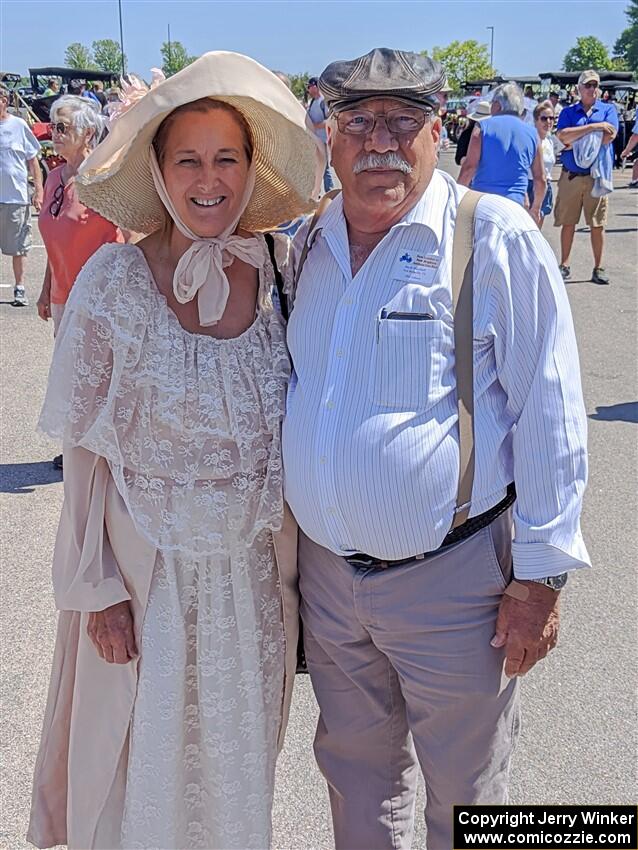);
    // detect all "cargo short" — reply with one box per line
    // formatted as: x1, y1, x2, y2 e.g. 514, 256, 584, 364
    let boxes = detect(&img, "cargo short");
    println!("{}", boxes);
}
0, 203, 32, 256
553, 169, 608, 228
